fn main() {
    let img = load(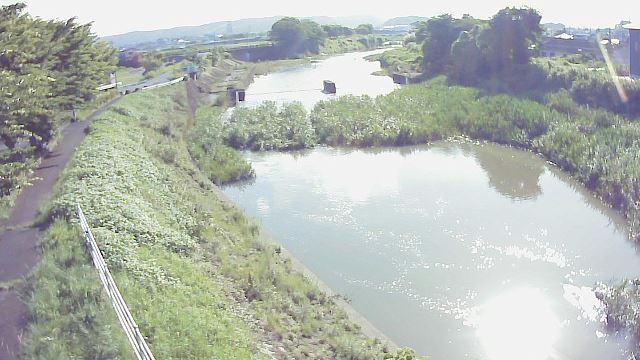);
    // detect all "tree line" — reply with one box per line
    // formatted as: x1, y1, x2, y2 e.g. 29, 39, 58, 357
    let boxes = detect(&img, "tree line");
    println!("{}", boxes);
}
0, 3, 116, 151
270, 17, 374, 57
0, 3, 116, 202
417, 8, 542, 85
412, 8, 640, 117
